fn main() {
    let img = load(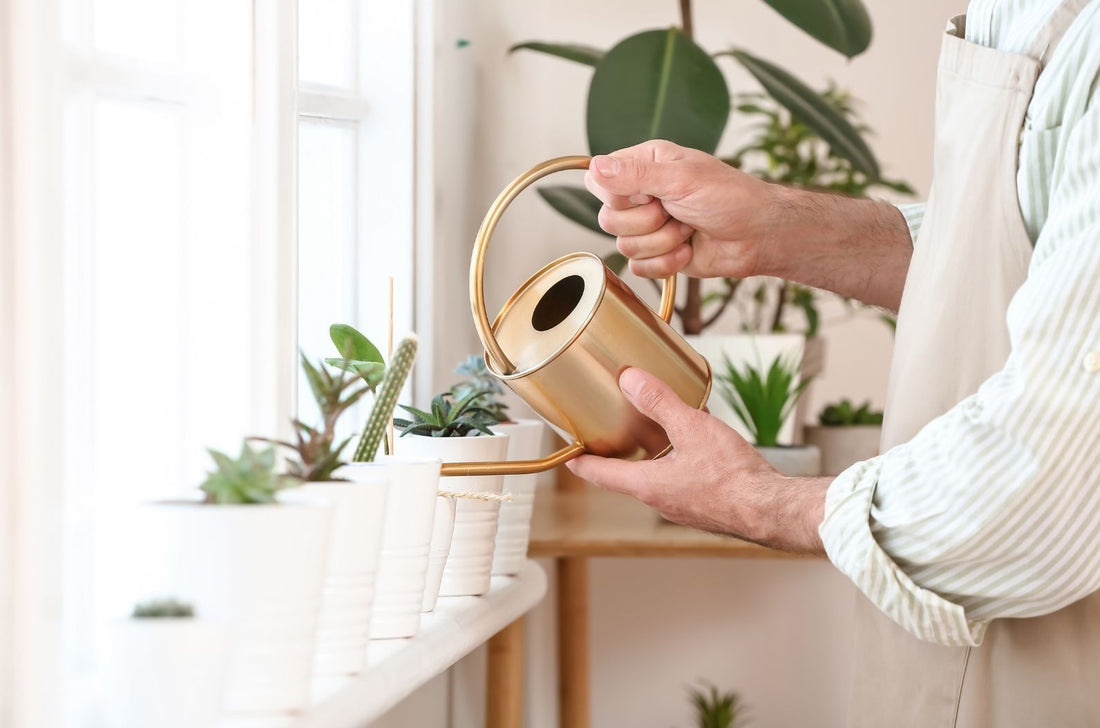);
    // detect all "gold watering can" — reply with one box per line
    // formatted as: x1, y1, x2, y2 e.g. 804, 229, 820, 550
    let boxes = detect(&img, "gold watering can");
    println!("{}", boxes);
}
439, 156, 711, 477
